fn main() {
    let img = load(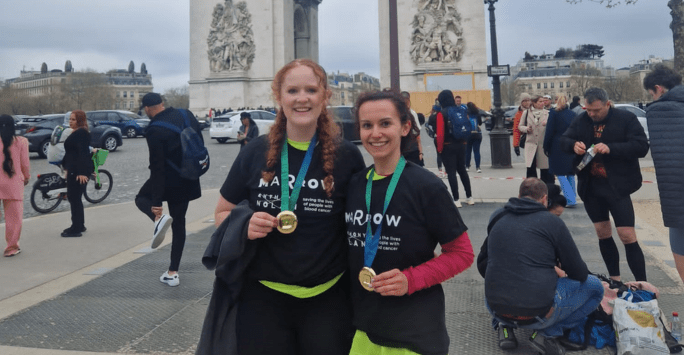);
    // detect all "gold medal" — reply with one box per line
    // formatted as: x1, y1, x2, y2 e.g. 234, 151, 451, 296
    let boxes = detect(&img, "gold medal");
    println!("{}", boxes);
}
276, 210, 298, 234
359, 267, 376, 291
